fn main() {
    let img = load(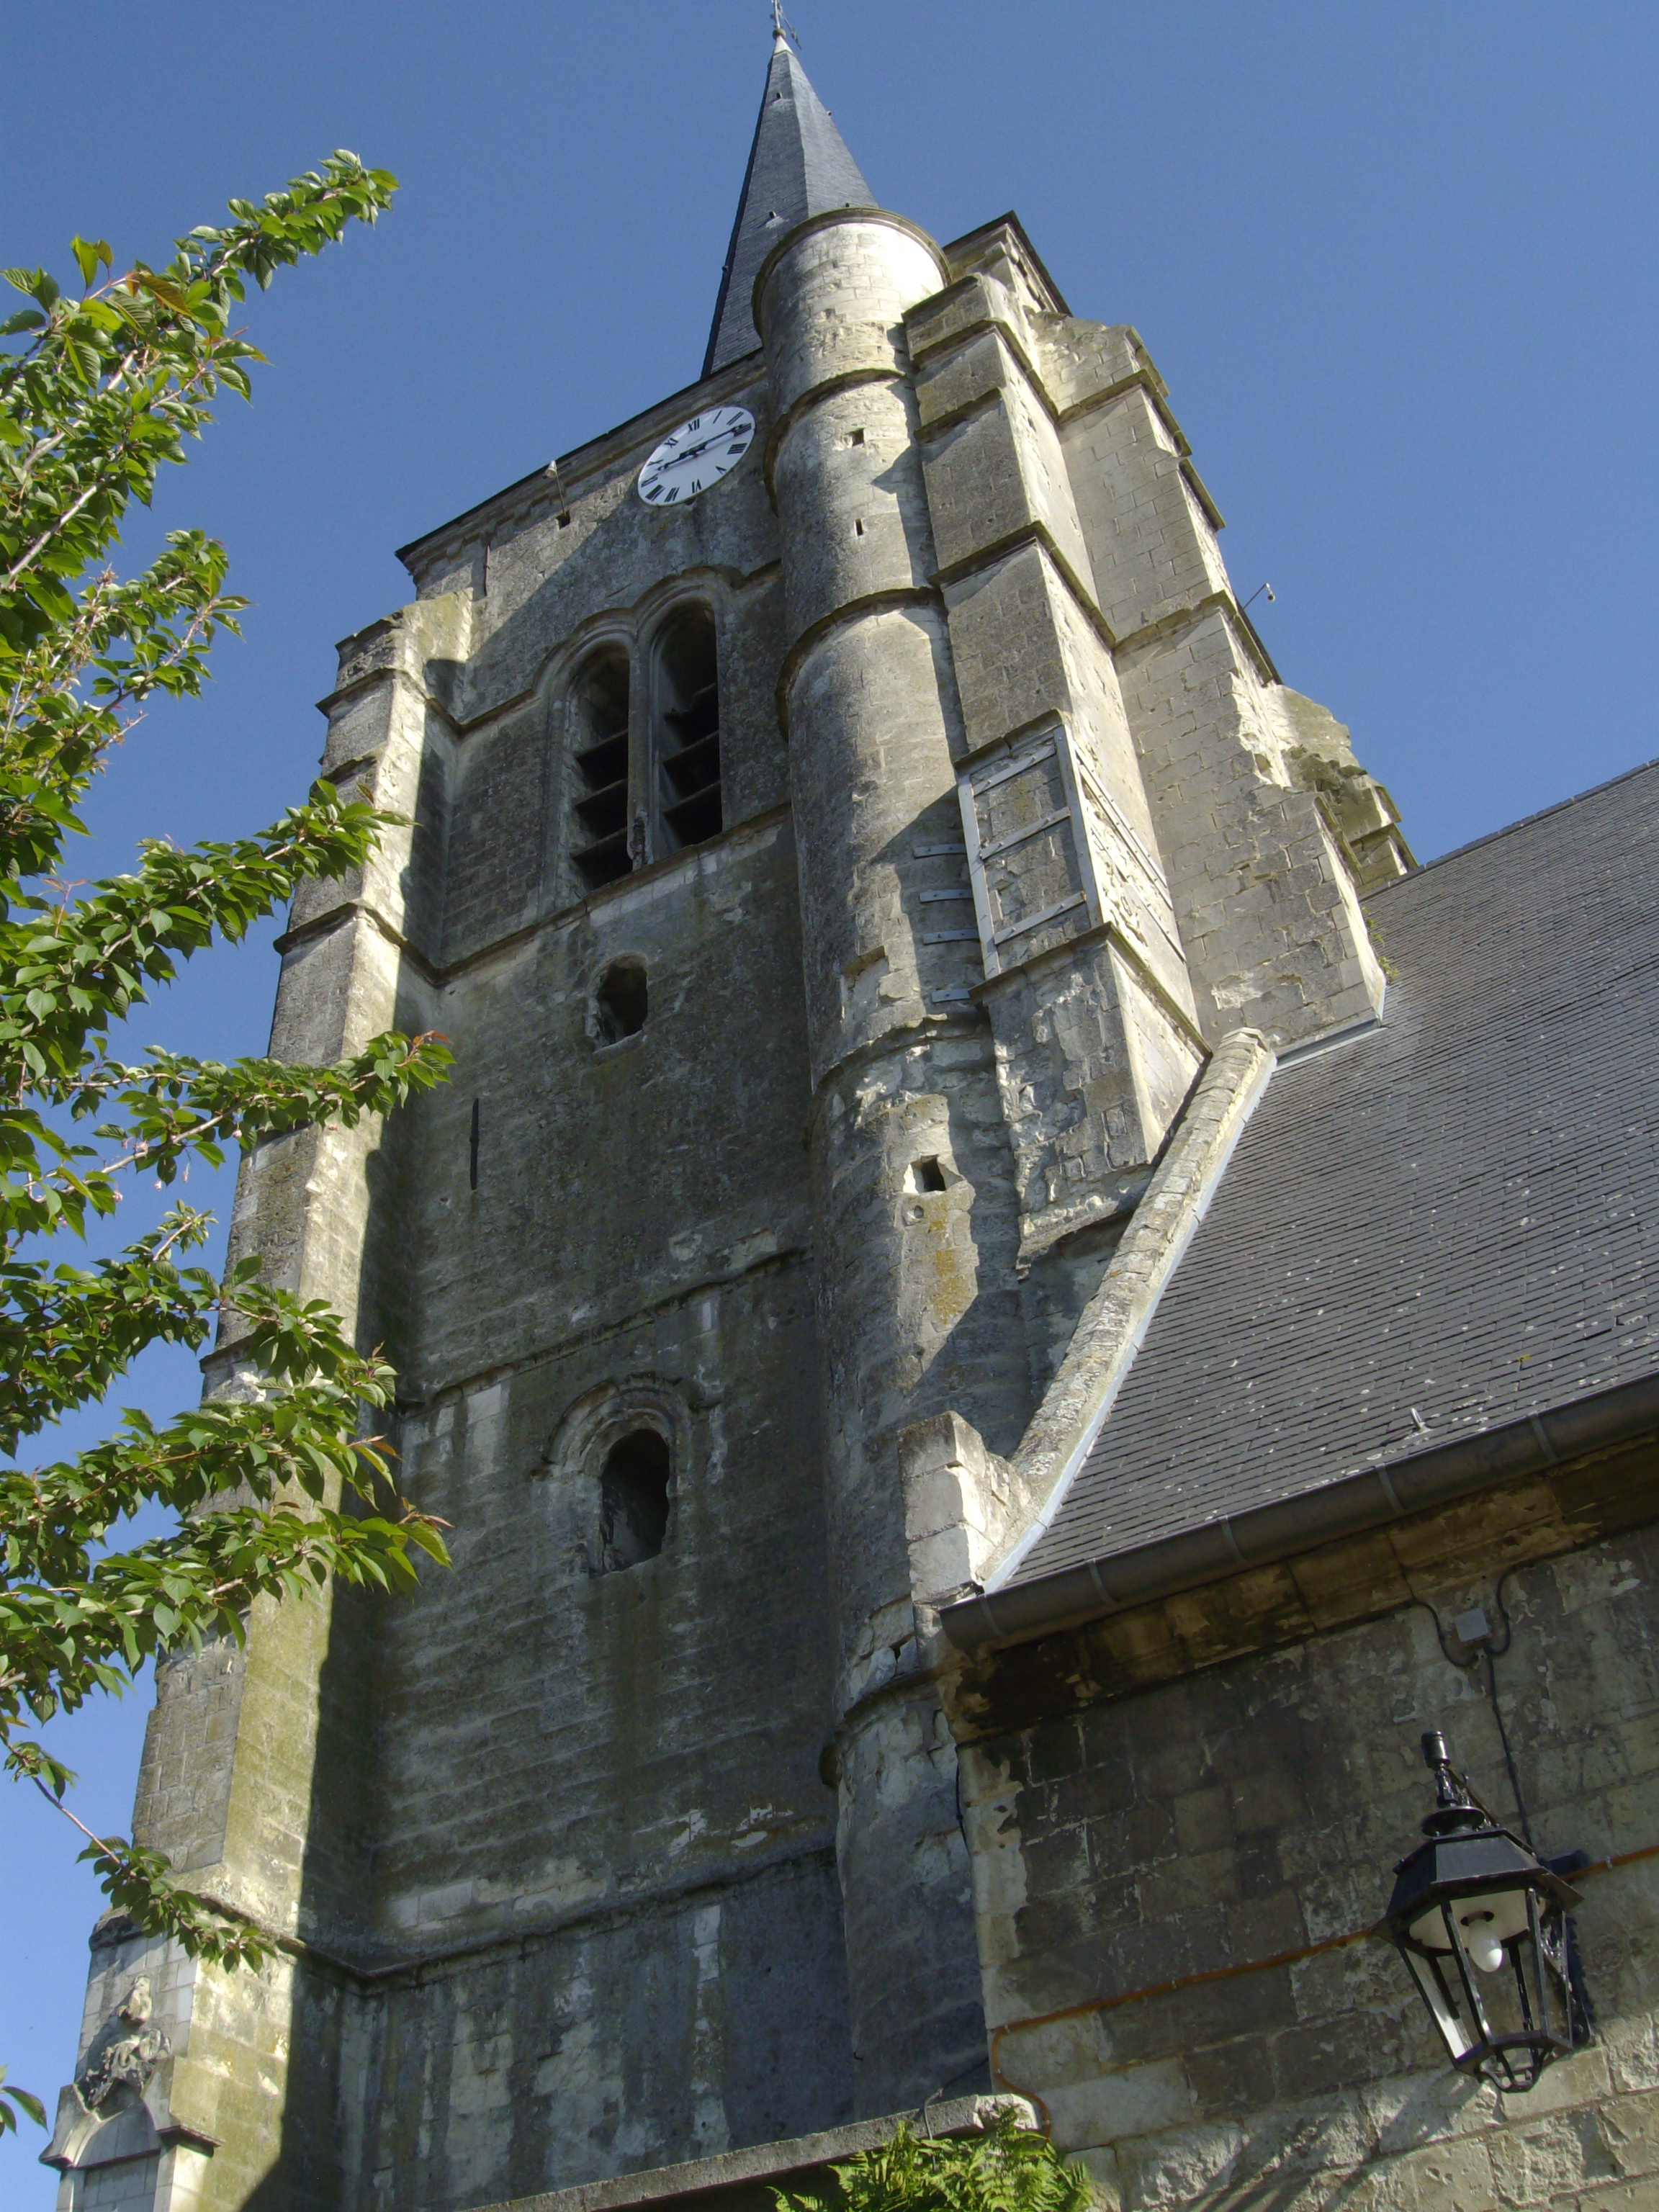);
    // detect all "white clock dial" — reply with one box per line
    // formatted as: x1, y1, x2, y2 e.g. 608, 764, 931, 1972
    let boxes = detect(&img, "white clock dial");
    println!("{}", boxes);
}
637, 405, 755, 507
